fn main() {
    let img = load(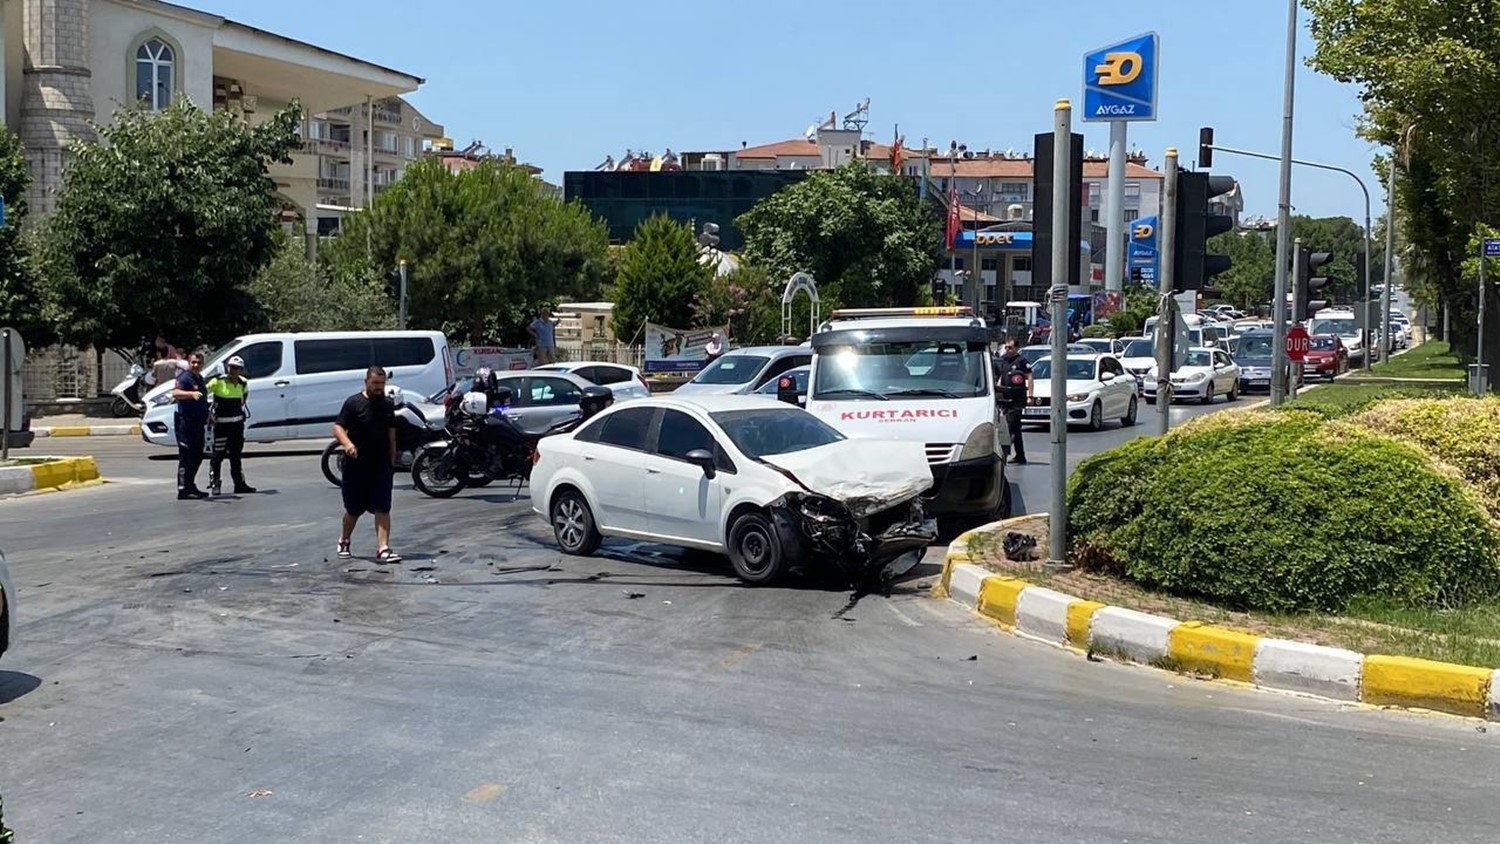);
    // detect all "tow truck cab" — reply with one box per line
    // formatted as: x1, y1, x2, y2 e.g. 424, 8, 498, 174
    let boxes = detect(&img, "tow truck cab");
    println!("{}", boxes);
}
803, 306, 1010, 521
